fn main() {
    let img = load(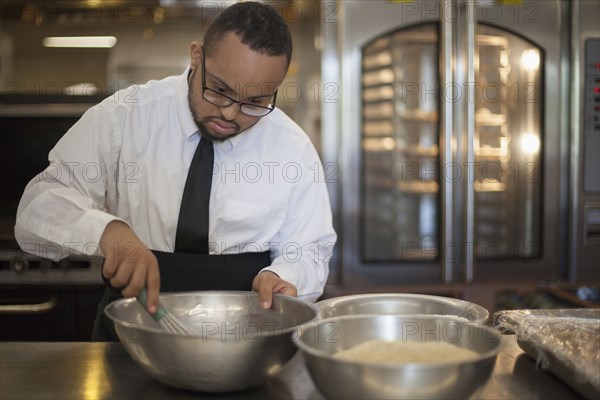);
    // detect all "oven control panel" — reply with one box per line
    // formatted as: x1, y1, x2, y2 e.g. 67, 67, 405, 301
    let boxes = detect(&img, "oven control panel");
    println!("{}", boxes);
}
0, 248, 102, 285
583, 38, 600, 193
